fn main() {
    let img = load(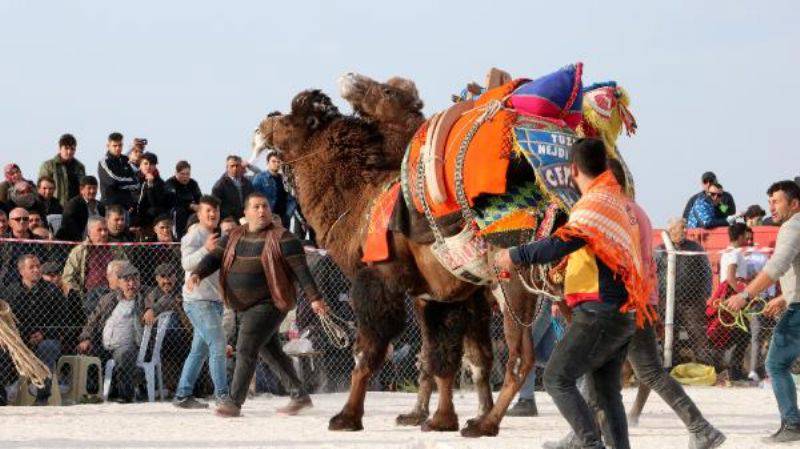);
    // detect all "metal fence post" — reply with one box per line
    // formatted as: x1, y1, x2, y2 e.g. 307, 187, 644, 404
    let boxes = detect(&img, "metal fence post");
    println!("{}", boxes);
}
661, 231, 677, 368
